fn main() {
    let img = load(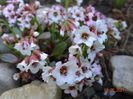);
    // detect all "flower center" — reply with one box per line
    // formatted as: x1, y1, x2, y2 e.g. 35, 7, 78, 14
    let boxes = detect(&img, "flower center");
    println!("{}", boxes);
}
90, 26, 95, 32
91, 45, 96, 51
32, 62, 38, 68
82, 66, 88, 73
82, 32, 89, 39
92, 15, 97, 21
22, 42, 29, 50
85, 16, 89, 21
97, 31, 104, 35
76, 13, 80, 17
60, 66, 68, 76
75, 71, 81, 77
69, 86, 76, 90
53, 12, 58, 17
